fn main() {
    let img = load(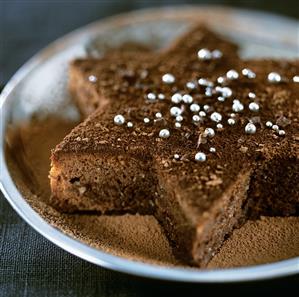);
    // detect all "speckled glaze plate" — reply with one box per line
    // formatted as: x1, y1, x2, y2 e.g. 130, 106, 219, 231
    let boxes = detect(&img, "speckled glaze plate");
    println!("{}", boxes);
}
1, 6, 299, 282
